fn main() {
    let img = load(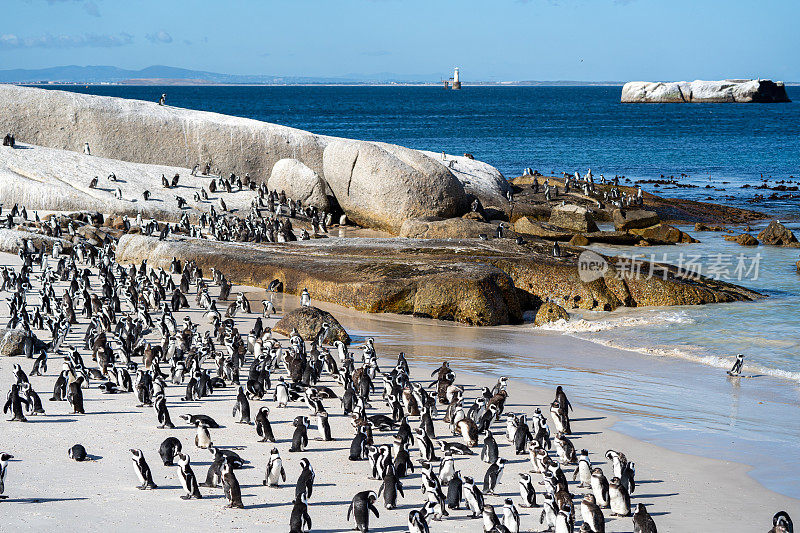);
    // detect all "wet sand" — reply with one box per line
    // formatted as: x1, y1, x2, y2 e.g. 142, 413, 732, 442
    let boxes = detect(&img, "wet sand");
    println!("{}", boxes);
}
0, 249, 796, 531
